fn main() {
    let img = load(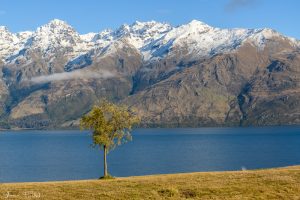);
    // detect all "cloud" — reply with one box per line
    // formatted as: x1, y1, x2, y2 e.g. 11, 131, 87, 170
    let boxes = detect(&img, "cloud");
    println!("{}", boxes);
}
0, 10, 6, 15
225, 0, 258, 12
26, 70, 115, 84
